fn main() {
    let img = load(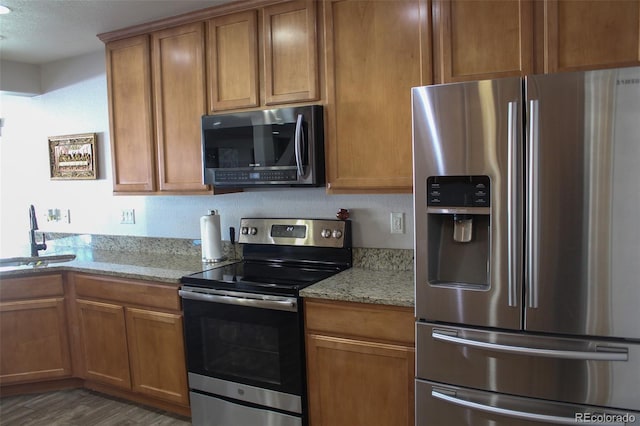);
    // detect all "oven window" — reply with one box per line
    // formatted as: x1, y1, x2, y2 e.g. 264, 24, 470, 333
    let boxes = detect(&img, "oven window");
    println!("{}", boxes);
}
182, 298, 303, 395
202, 318, 281, 384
